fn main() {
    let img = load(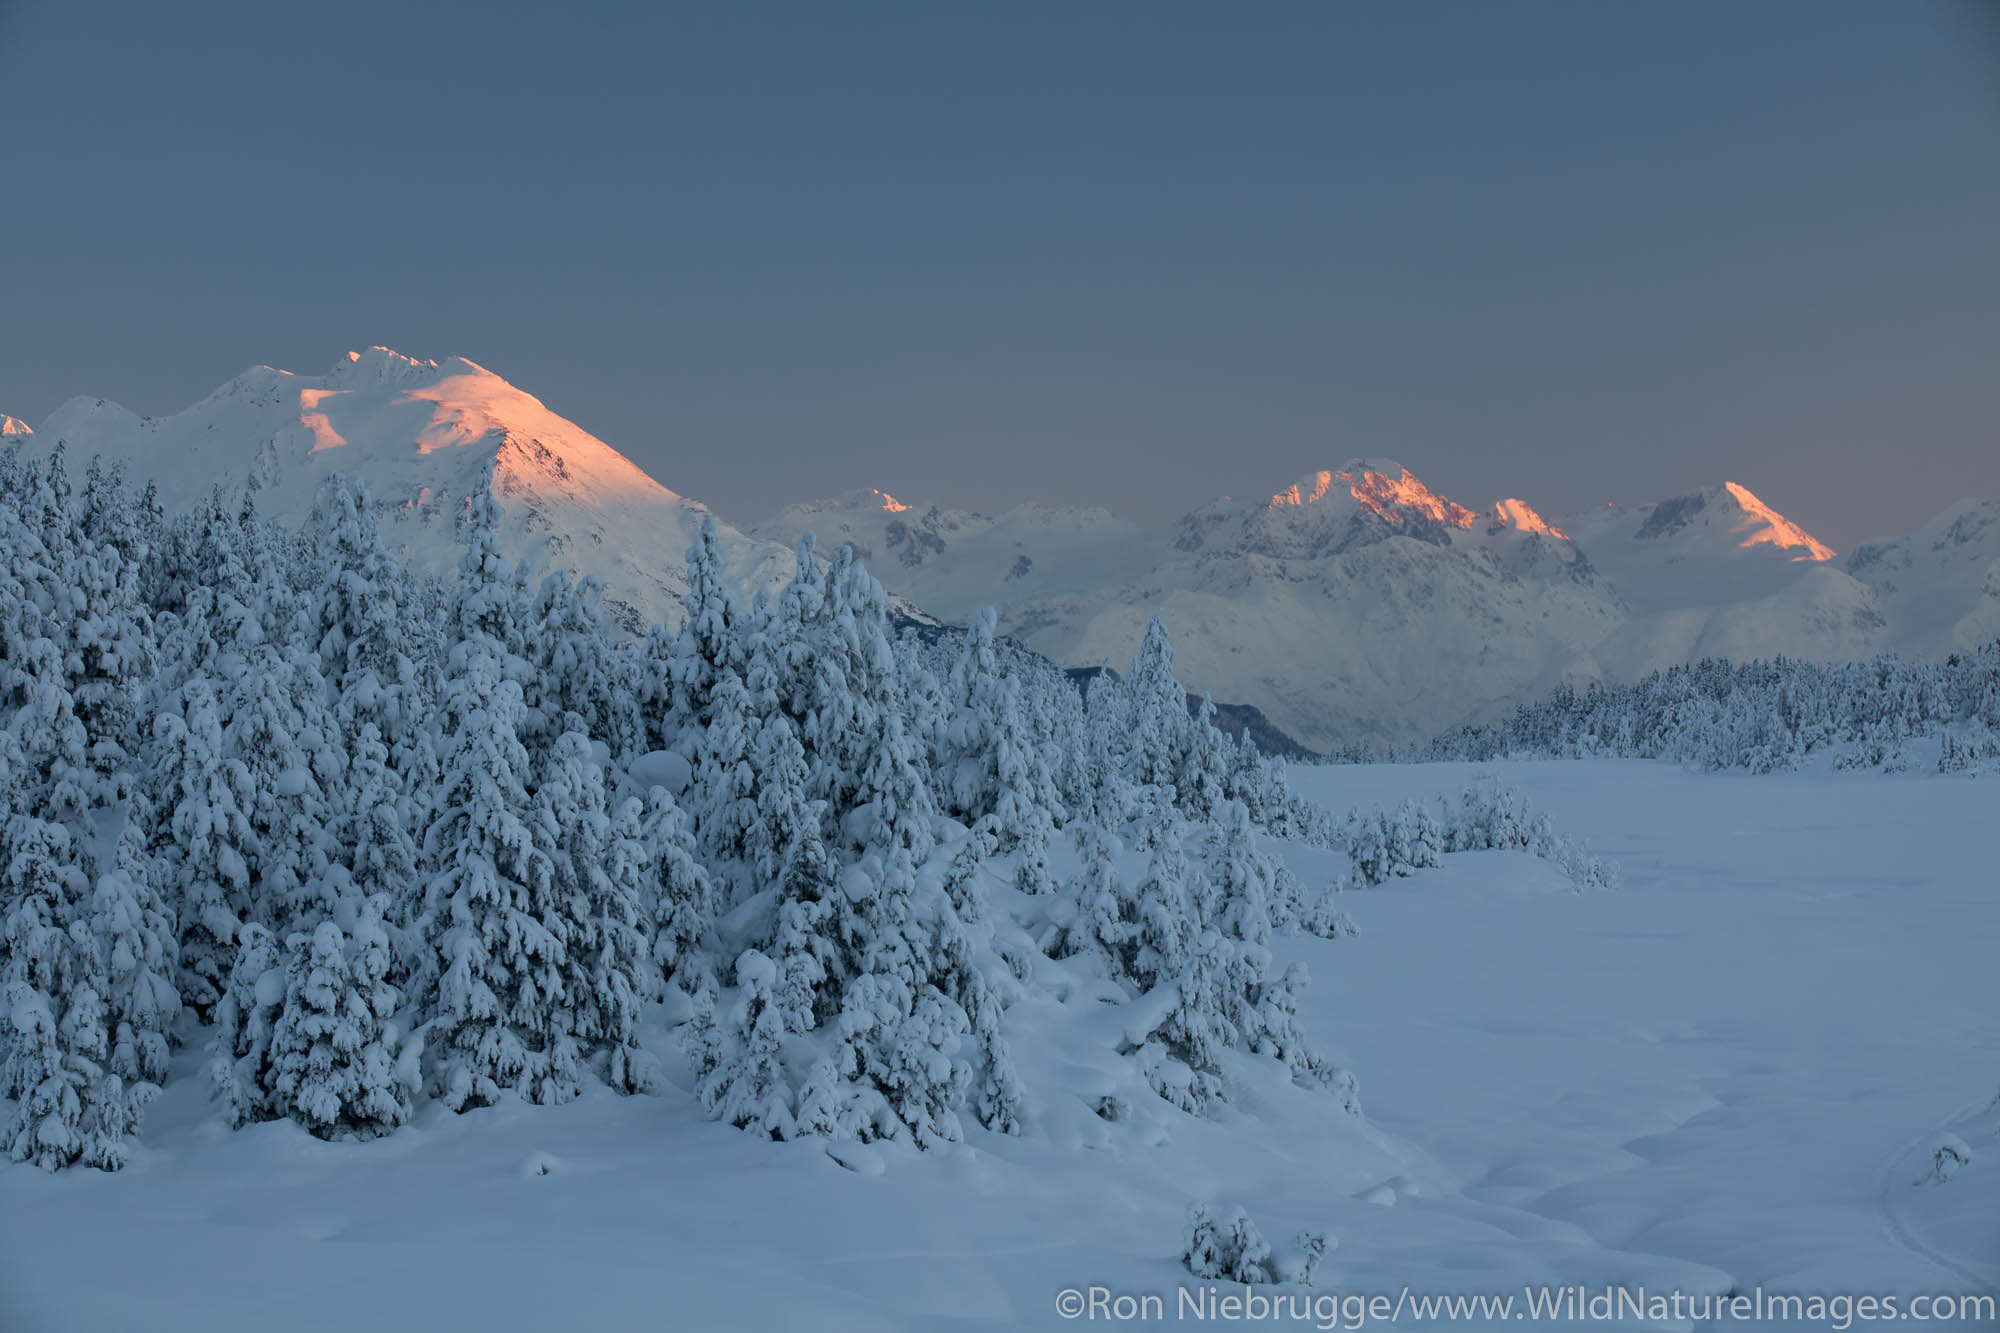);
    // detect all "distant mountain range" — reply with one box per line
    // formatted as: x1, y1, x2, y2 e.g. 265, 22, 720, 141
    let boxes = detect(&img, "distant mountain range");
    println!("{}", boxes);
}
11, 348, 1995, 748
